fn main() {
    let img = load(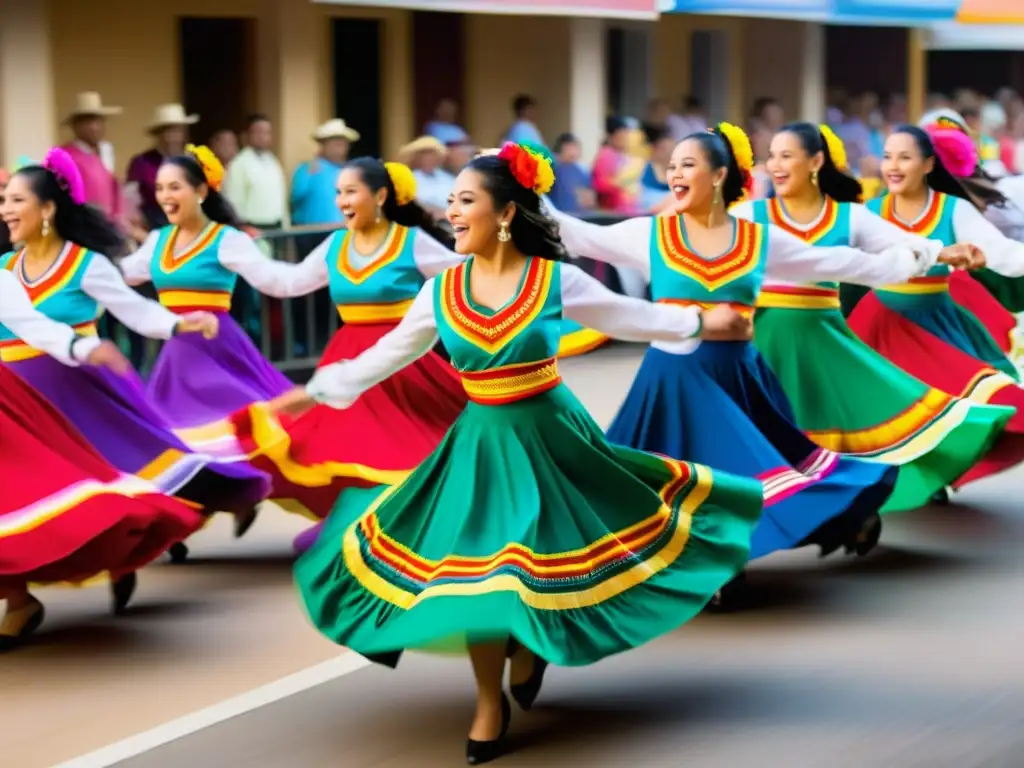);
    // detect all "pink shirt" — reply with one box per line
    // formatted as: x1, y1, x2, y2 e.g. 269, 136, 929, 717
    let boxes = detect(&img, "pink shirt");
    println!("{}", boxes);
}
61, 141, 124, 223
591, 146, 637, 214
